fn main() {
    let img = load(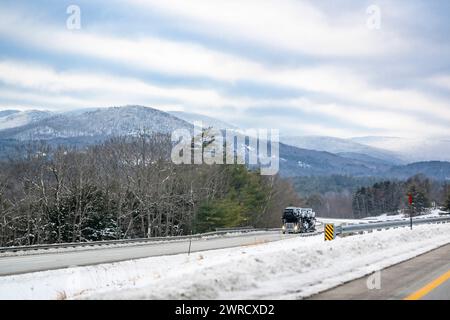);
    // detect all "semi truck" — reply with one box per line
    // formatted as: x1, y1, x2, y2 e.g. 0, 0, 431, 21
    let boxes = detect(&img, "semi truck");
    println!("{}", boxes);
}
282, 207, 316, 234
